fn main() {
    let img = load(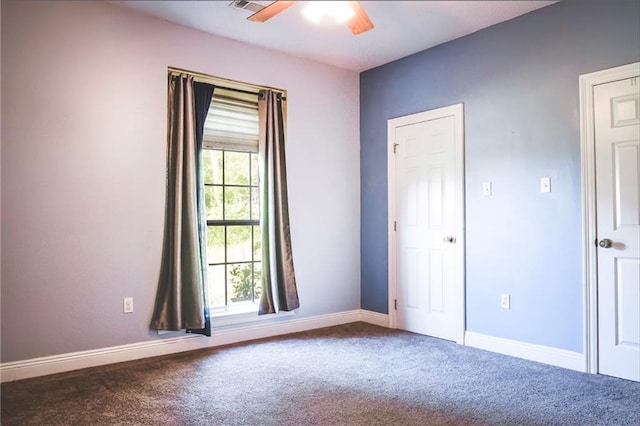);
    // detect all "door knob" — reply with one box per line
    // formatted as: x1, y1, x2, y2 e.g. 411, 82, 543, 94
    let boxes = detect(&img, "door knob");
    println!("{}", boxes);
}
443, 236, 455, 243
598, 239, 613, 248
